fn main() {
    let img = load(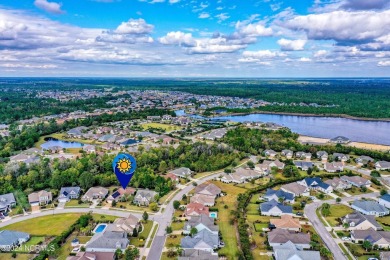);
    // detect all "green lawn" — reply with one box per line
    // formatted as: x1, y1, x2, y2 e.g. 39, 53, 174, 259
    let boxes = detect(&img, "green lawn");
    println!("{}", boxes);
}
92, 214, 119, 223
247, 203, 260, 215
210, 181, 247, 260
165, 234, 182, 247
0, 254, 32, 260
0, 213, 82, 236
325, 204, 354, 227
65, 200, 90, 208
130, 220, 153, 247
111, 202, 157, 213
376, 215, 390, 230
141, 123, 182, 132
253, 223, 268, 232
171, 221, 184, 231
147, 224, 158, 248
